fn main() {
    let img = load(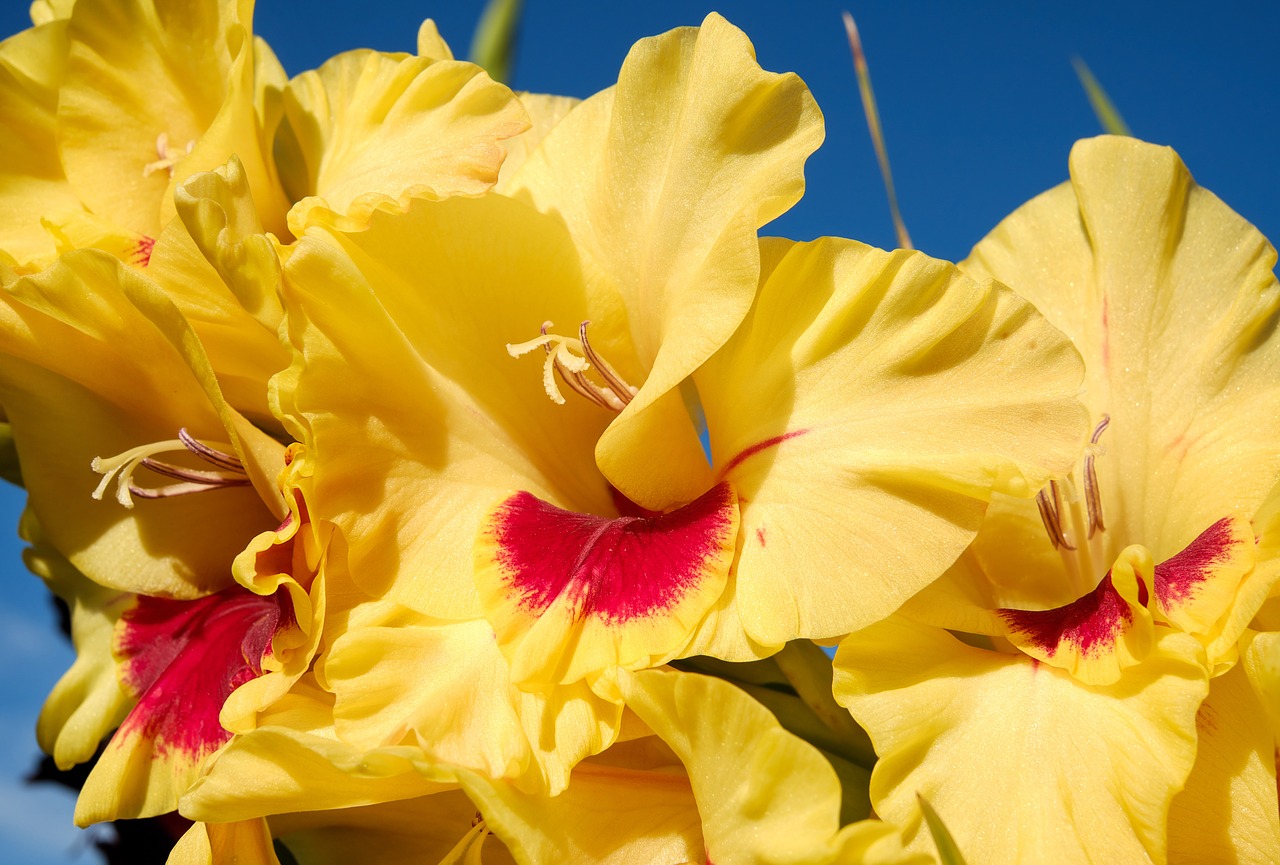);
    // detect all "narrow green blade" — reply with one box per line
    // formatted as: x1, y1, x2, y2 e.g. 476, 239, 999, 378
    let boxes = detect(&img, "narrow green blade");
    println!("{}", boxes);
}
842, 11, 913, 250
469, 0, 524, 84
918, 795, 970, 865
1072, 58, 1132, 136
